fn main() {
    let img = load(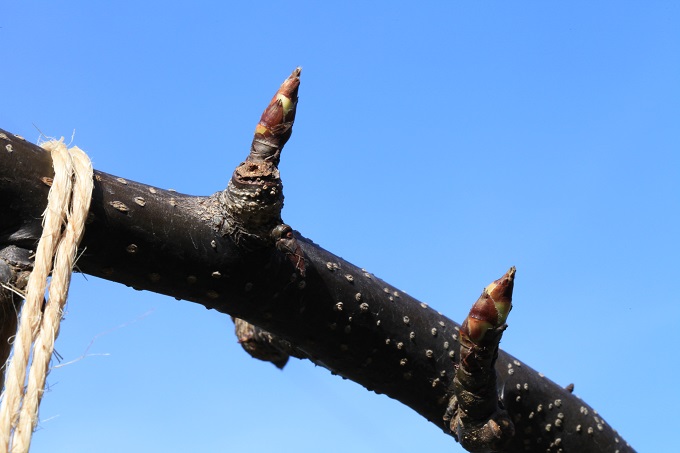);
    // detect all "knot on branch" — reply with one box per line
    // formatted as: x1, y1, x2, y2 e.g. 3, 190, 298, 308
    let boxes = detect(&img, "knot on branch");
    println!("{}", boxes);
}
451, 406, 515, 453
